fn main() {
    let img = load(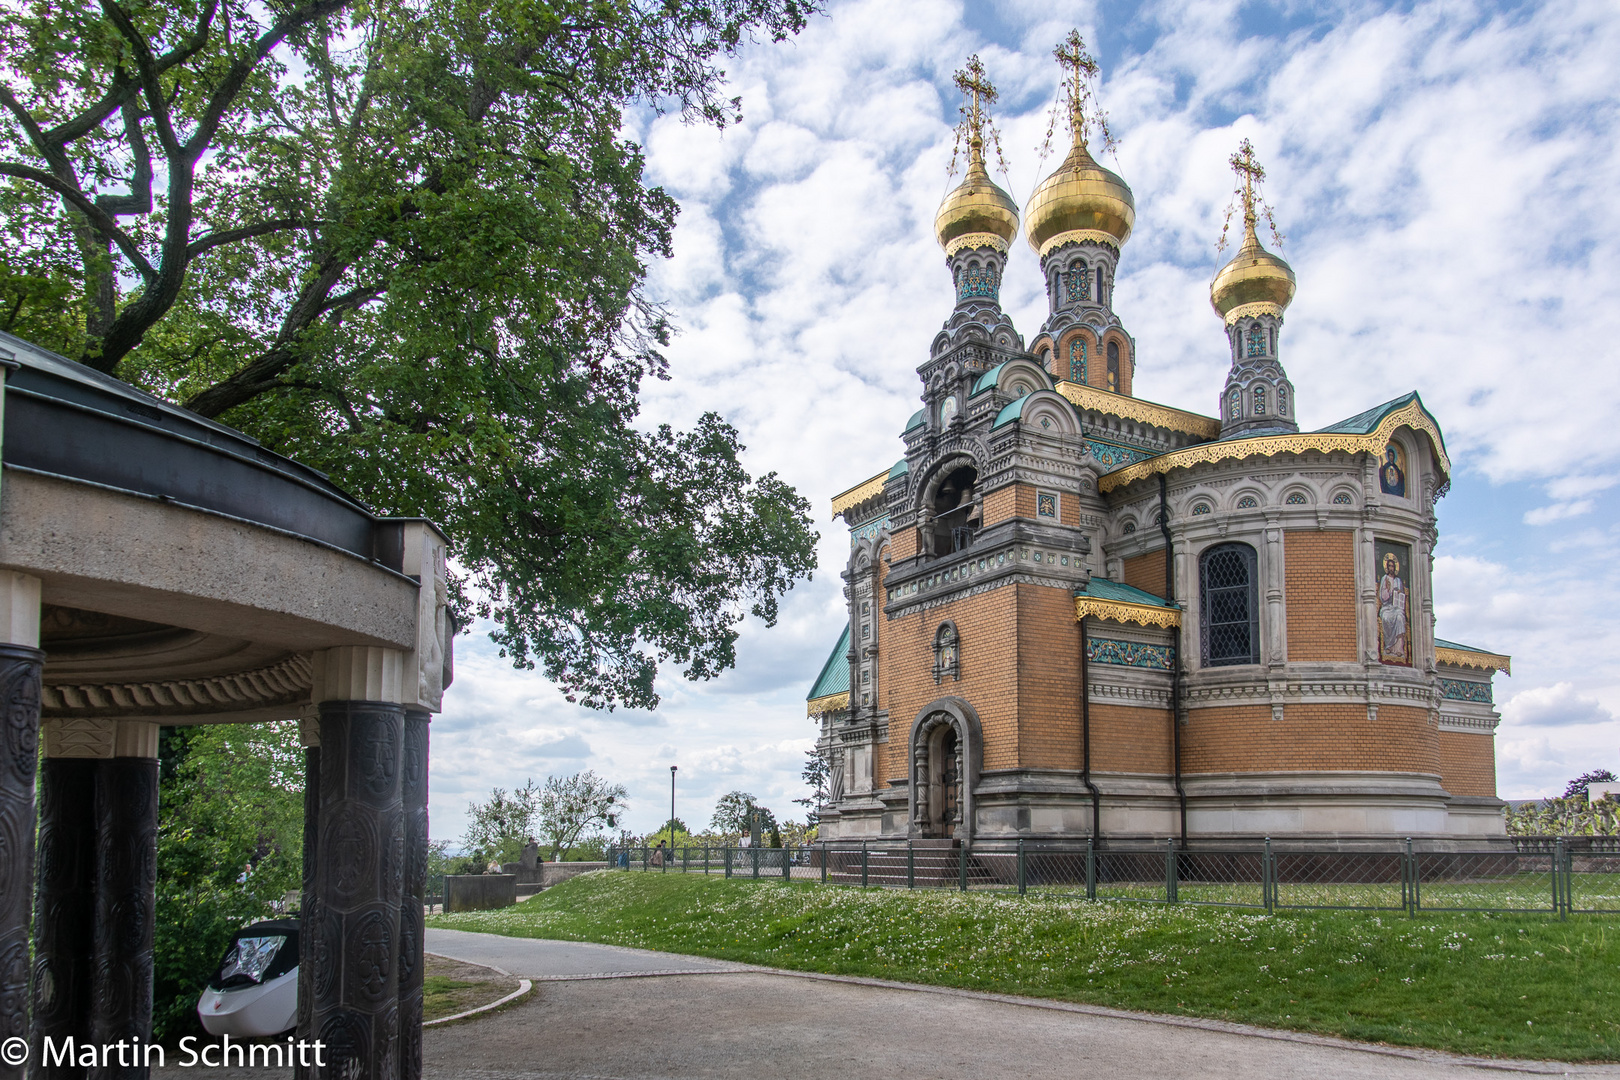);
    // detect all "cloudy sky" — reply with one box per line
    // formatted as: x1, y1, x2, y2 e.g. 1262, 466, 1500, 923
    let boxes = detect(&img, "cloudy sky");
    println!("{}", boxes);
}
428, 0, 1620, 843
